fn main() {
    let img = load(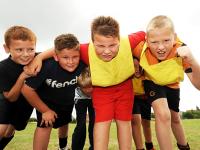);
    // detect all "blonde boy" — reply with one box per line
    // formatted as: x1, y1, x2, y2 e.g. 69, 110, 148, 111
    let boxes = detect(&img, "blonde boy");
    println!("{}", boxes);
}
72, 67, 94, 150
134, 15, 200, 150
